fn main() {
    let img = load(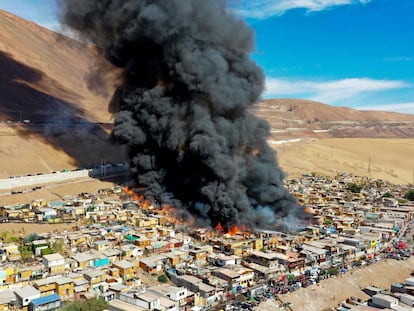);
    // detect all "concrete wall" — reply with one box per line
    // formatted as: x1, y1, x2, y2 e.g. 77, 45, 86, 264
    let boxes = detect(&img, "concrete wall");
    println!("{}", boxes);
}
0, 163, 129, 190
0, 170, 90, 190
